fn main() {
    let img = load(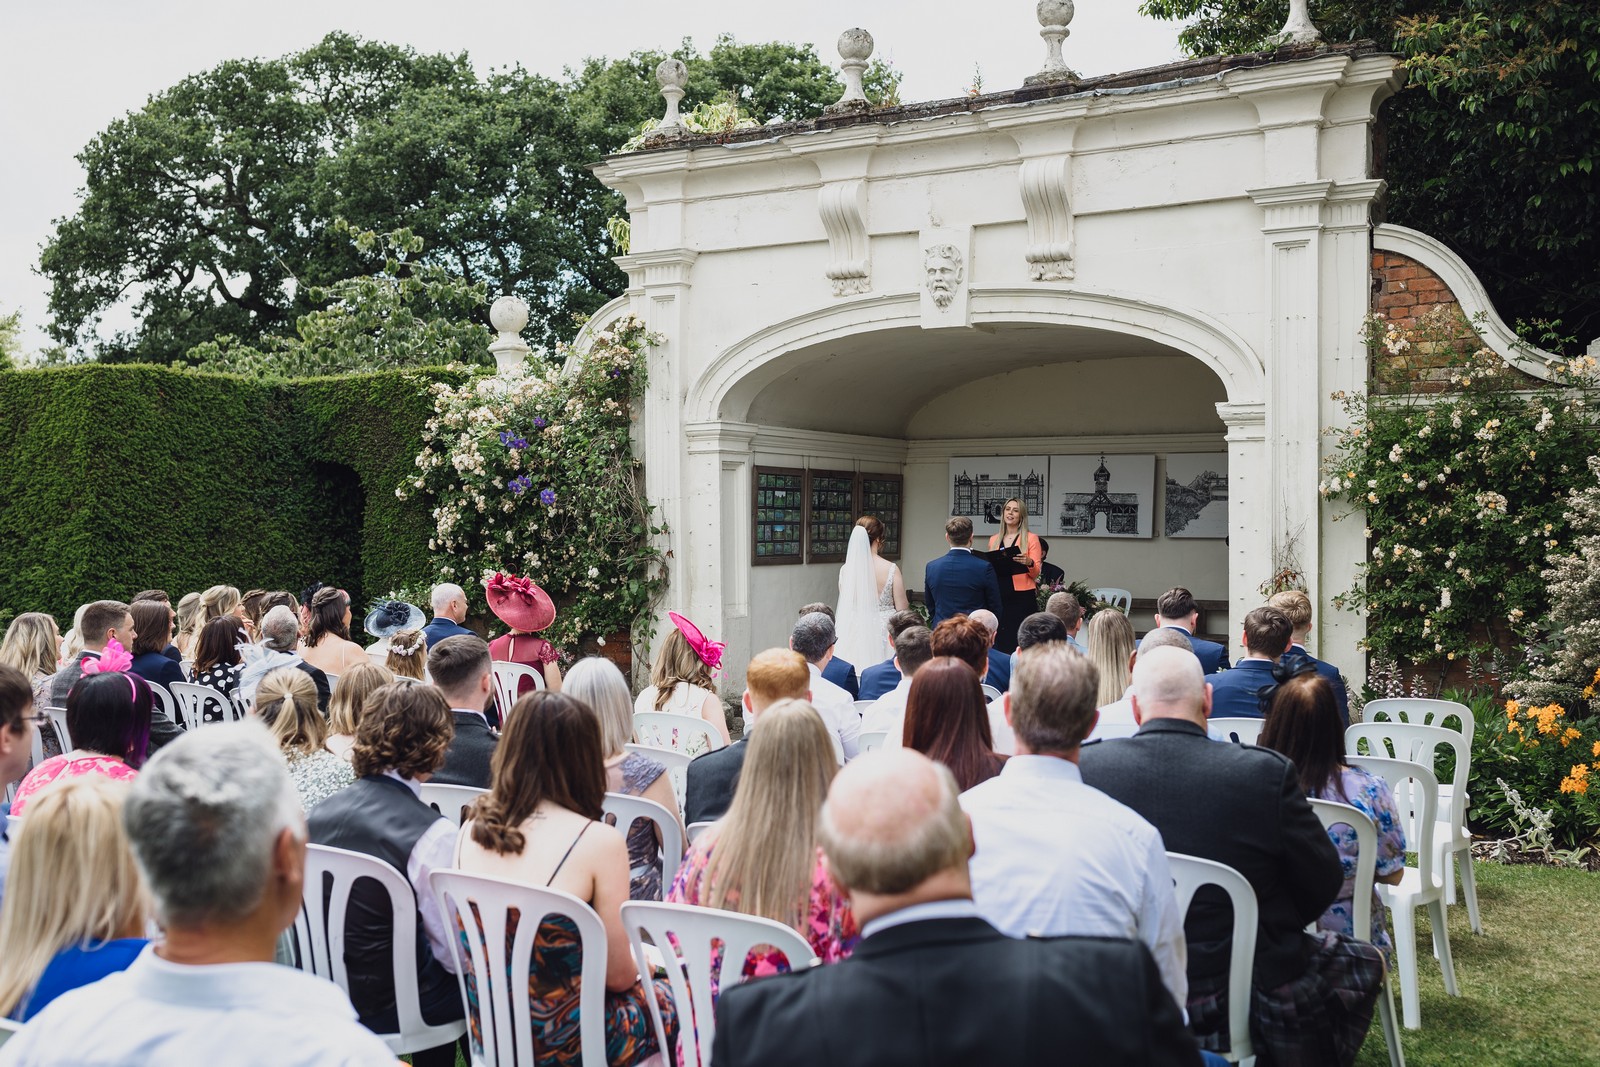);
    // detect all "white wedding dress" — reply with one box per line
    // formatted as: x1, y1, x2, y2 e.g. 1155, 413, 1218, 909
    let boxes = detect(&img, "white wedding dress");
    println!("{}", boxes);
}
836, 526, 897, 669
